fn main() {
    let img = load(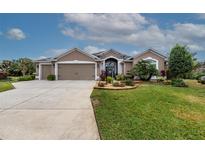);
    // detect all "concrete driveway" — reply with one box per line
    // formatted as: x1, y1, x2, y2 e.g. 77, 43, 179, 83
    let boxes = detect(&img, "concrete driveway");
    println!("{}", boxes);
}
0, 80, 99, 140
